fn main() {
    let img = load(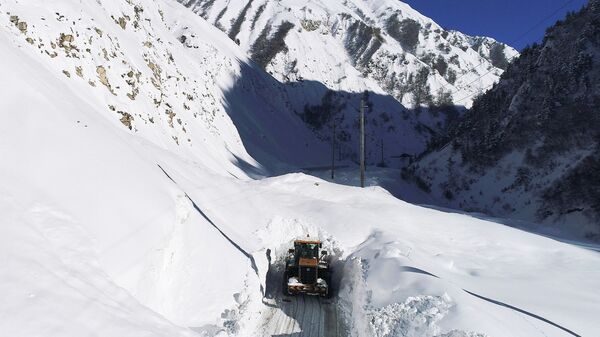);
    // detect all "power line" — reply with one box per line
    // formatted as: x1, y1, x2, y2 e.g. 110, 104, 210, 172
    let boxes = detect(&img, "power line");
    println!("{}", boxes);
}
510, 0, 578, 46
360, 98, 365, 188
439, 0, 579, 102
453, 83, 493, 105
452, 54, 520, 104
